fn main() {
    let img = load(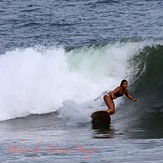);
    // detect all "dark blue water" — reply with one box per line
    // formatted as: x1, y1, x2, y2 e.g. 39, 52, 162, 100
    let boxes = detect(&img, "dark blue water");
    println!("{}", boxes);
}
1, 0, 163, 54
0, 0, 163, 162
